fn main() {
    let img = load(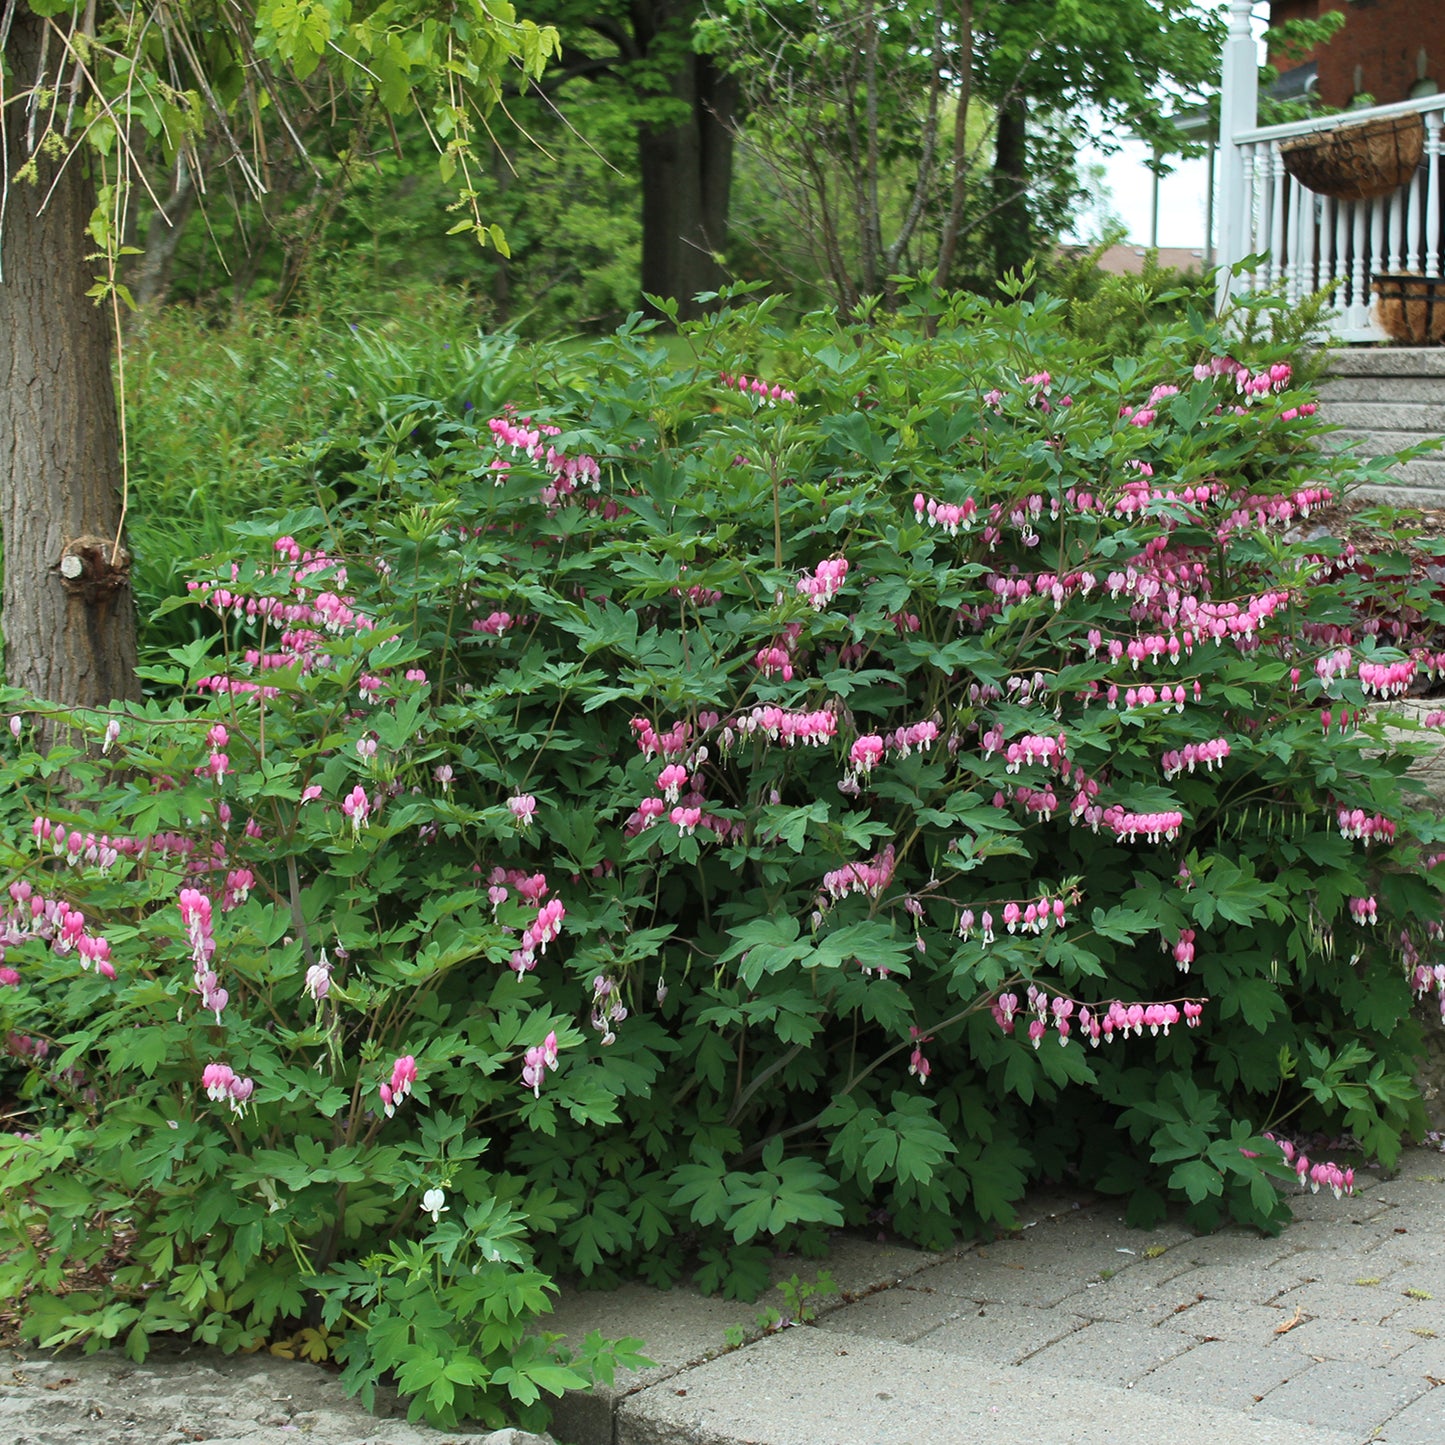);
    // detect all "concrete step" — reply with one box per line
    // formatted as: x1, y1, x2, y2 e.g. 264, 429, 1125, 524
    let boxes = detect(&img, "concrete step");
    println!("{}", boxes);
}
1321, 428, 1445, 458
1324, 346, 1445, 378
1318, 401, 1445, 431
1348, 459, 1445, 508
1312, 441, 1445, 505
1317, 376, 1445, 403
